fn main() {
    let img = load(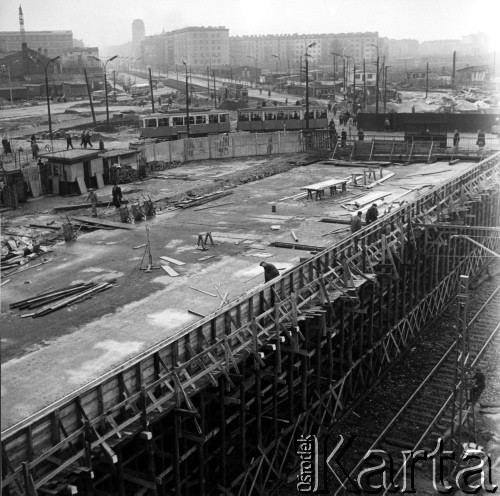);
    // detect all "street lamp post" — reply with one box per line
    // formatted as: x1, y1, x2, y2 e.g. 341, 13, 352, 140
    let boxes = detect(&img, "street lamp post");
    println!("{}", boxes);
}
182, 60, 190, 137
272, 54, 281, 92
369, 44, 380, 113
246, 55, 256, 86
91, 55, 118, 127
345, 55, 355, 112
305, 41, 317, 130
383, 65, 391, 113
38, 56, 60, 146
